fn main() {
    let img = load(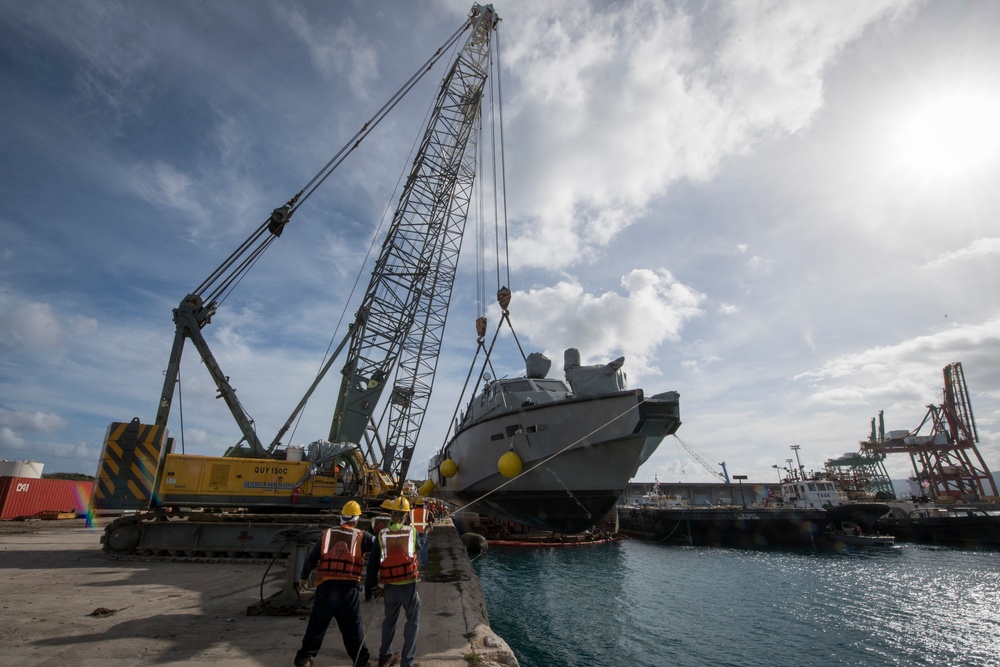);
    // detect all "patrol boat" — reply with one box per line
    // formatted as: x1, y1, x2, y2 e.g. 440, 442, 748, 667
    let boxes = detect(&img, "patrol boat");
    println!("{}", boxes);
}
428, 349, 681, 534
